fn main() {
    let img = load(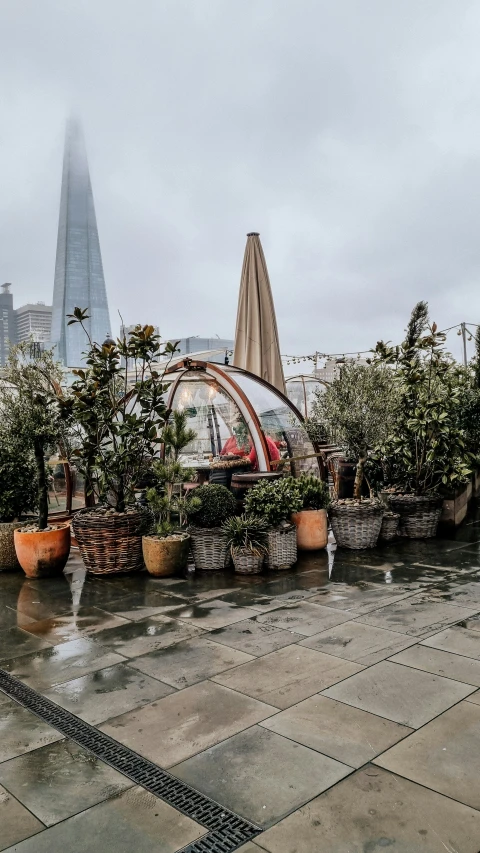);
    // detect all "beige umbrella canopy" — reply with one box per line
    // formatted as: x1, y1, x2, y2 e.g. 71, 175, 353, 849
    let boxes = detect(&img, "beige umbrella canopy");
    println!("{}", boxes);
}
233, 233, 286, 394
